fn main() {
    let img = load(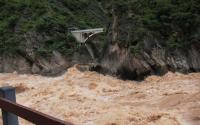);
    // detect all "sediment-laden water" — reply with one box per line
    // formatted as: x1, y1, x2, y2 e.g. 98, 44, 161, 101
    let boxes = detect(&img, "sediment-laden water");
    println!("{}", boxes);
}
0, 66, 200, 125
